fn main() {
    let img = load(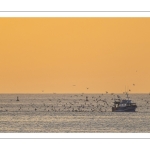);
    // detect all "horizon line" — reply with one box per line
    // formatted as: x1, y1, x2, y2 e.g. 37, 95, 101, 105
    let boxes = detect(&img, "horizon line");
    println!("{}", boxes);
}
0, 92, 149, 94
1, 11, 150, 12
